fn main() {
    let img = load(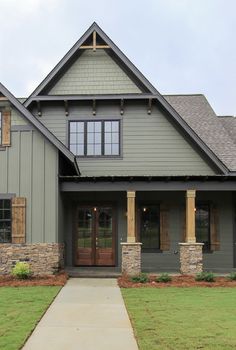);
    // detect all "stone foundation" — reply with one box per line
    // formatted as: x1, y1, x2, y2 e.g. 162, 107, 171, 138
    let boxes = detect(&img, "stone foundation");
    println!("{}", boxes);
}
0, 243, 64, 275
179, 243, 203, 274
121, 242, 142, 276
